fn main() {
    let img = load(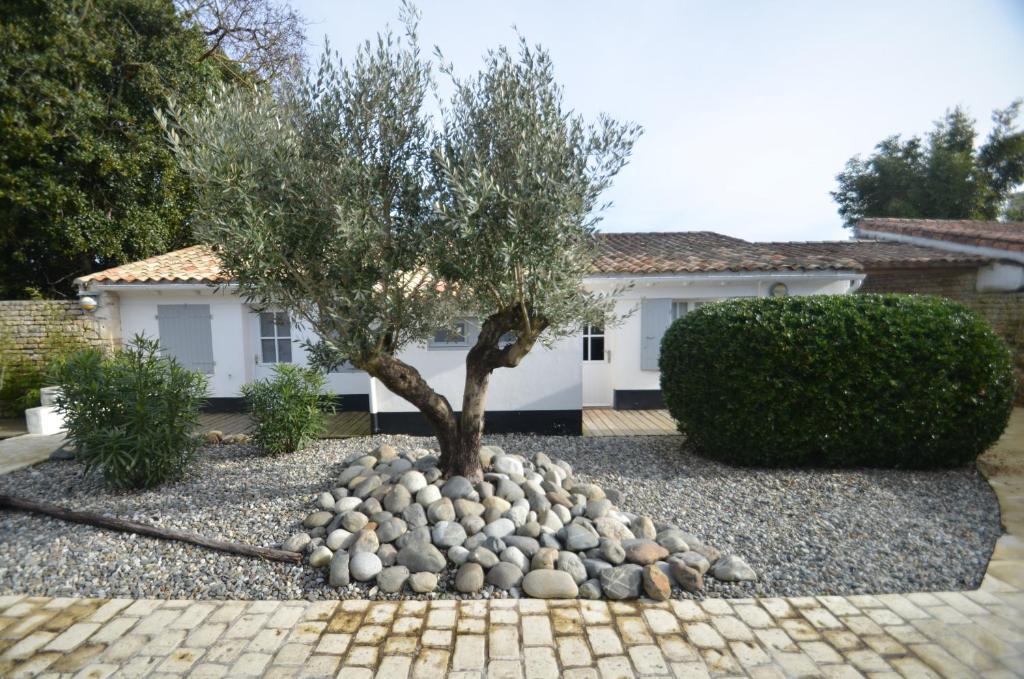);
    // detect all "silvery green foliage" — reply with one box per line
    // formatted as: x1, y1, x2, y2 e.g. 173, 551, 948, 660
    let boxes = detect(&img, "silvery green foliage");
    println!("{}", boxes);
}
164, 10, 453, 366
436, 39, 641, 343
164, 8, 639, 373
